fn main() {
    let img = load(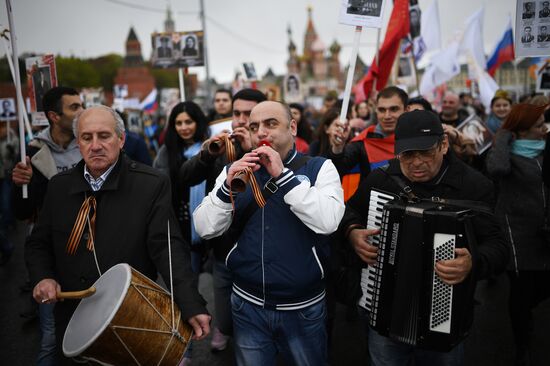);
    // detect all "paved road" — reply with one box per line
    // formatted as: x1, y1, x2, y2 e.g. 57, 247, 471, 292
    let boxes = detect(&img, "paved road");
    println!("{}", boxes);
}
1, 222, 549, 365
